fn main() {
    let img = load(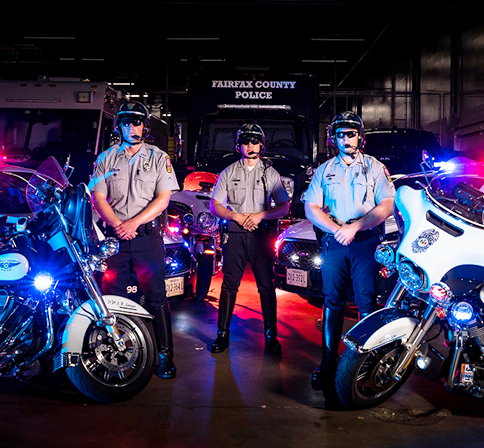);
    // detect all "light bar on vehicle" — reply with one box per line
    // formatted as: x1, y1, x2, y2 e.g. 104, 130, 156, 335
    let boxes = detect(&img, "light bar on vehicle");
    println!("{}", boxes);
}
217, 104, 292, 111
